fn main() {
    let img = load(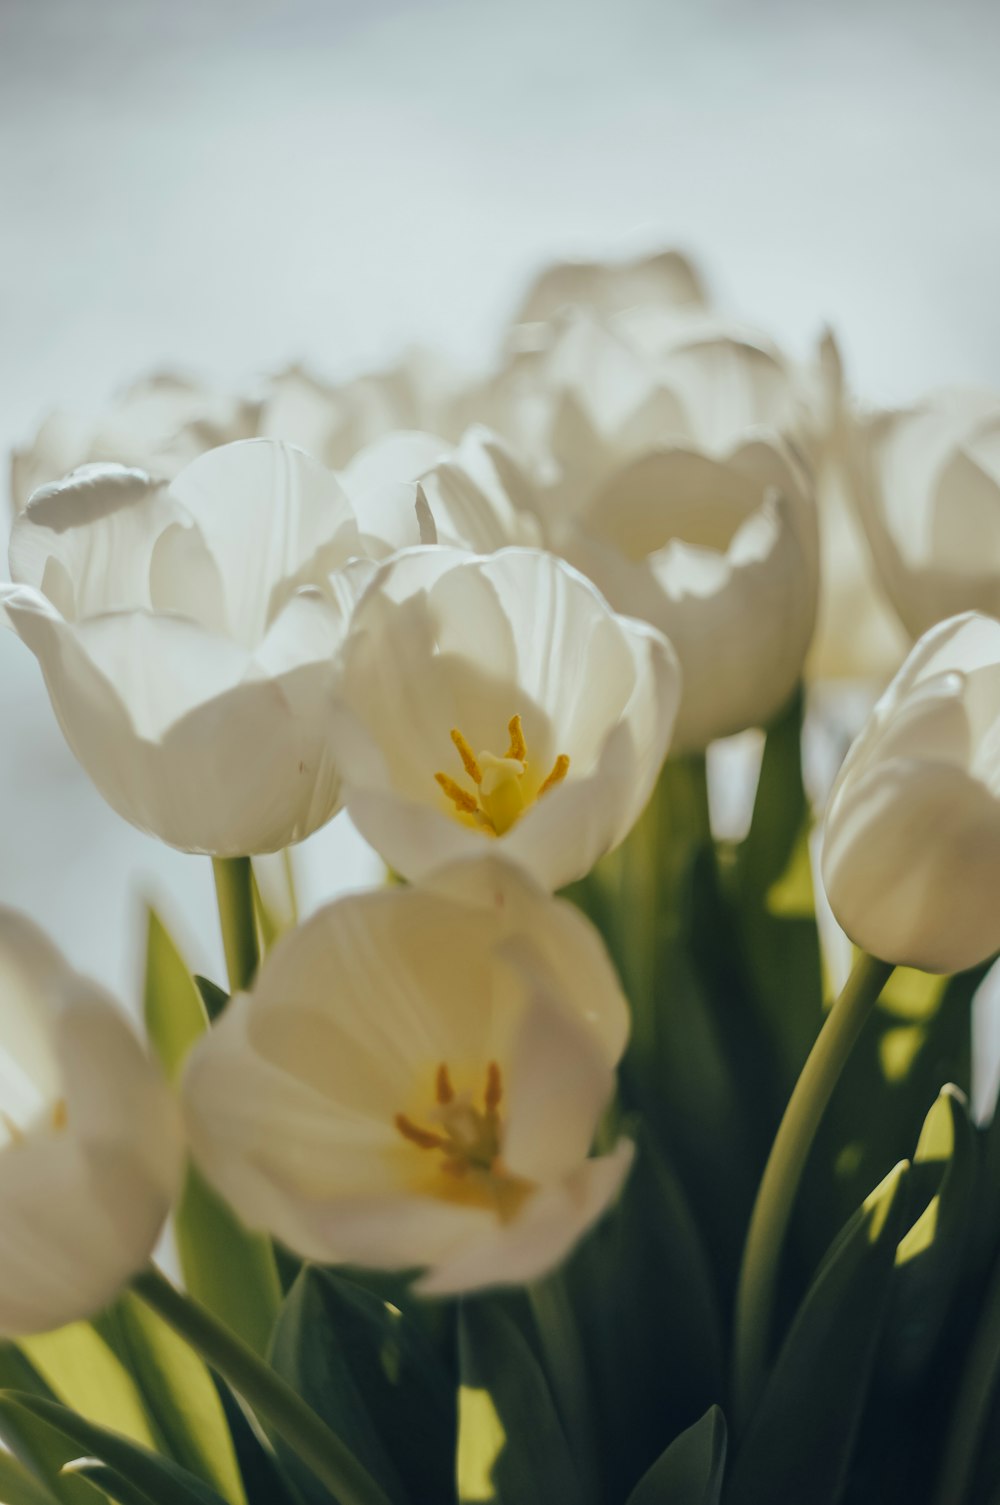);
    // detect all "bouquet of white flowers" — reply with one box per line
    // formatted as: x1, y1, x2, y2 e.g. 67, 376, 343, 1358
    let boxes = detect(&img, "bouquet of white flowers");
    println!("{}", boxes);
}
2, 249, 999, 1505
